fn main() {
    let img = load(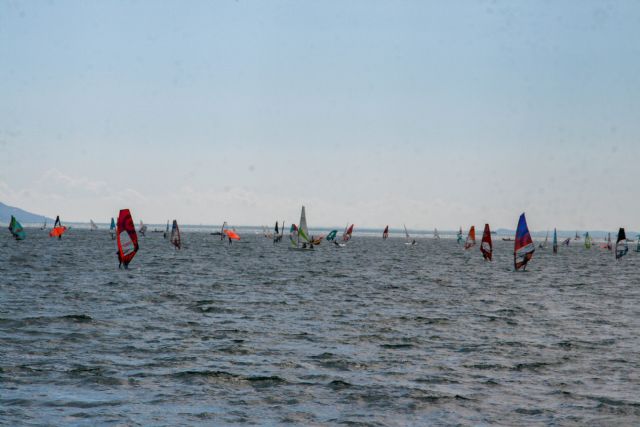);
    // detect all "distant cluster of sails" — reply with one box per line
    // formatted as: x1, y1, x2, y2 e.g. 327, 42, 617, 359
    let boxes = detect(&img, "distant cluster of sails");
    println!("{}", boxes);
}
6, 207, 635, 270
